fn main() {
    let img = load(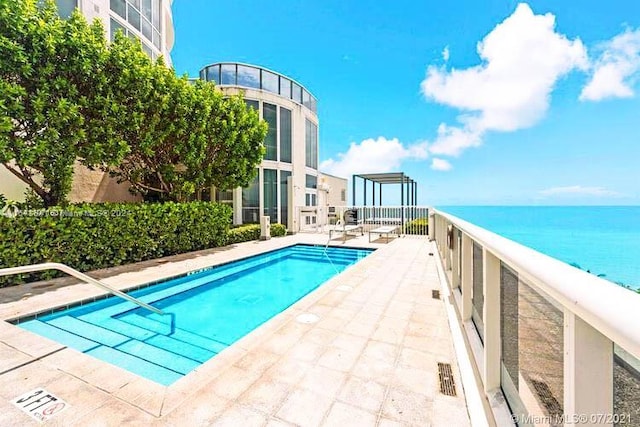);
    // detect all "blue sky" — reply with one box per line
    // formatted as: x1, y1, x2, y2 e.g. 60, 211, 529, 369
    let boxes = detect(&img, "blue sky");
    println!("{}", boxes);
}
171, 1, 640, 206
